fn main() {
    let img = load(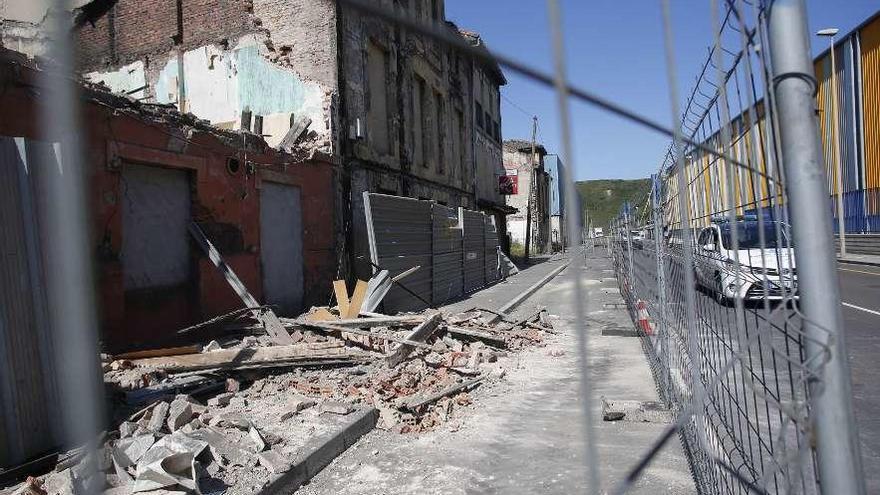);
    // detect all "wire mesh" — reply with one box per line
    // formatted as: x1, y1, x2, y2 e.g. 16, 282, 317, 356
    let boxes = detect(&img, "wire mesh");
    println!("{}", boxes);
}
610, 1, 828, 492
